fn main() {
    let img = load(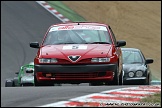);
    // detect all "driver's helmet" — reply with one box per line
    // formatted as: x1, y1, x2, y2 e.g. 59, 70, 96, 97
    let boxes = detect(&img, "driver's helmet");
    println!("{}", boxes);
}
58, 30, 68, 41
25, 67, 34, 73
29, 62, 34, 65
